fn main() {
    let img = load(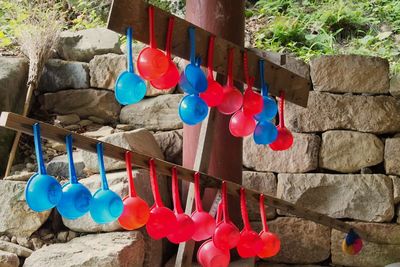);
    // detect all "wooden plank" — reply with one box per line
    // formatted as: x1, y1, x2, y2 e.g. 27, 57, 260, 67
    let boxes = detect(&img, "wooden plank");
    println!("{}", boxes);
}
107, 0, 310, 107
175, 108, 218, 267
0, 111, 384, 244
